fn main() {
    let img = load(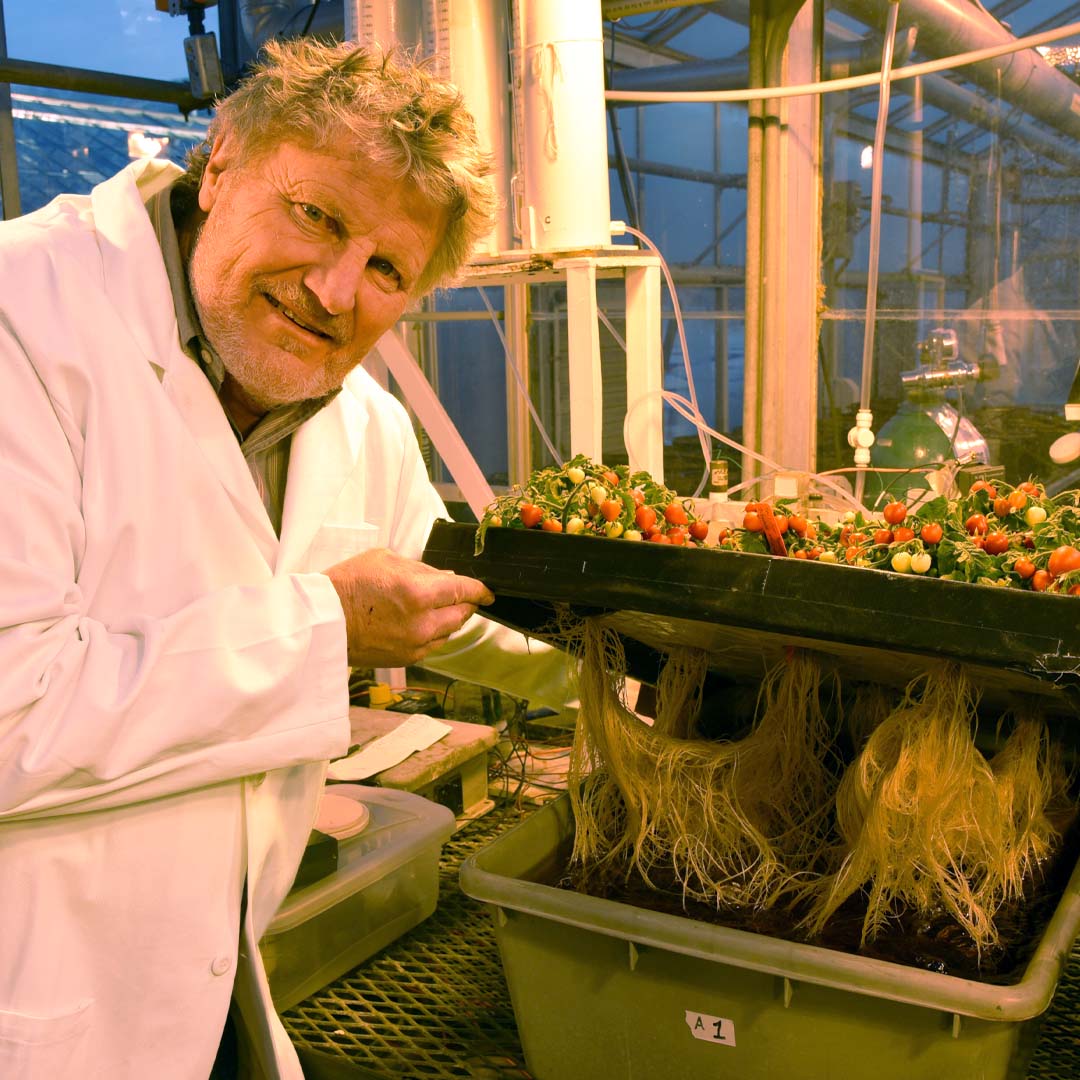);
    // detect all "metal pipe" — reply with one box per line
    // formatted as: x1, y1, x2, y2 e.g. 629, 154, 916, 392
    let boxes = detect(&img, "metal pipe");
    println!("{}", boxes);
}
835, 0, 1080, 145
0, 57, 206, 113
0, 0, 20, 220
611, 33, 915, 91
